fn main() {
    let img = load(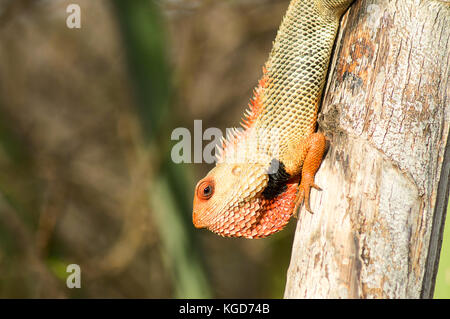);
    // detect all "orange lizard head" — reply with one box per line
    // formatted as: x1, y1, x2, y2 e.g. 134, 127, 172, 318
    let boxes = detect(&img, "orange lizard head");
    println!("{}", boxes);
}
192, 67, 298, 238
192, 161, 298, 238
